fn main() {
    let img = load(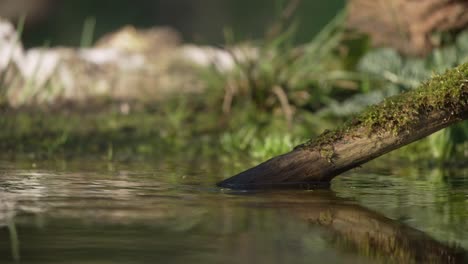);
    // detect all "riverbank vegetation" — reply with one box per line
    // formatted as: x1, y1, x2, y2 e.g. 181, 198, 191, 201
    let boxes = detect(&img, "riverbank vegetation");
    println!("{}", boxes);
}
1, 2, 467, 167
